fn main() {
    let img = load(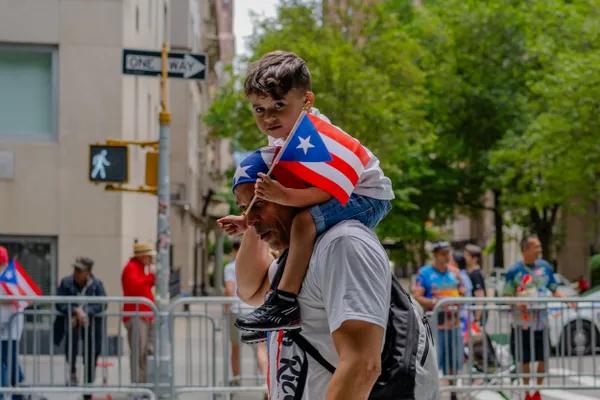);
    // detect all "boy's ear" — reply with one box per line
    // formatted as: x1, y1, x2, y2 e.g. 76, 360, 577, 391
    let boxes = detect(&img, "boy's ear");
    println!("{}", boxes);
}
304, 91, 315, 108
